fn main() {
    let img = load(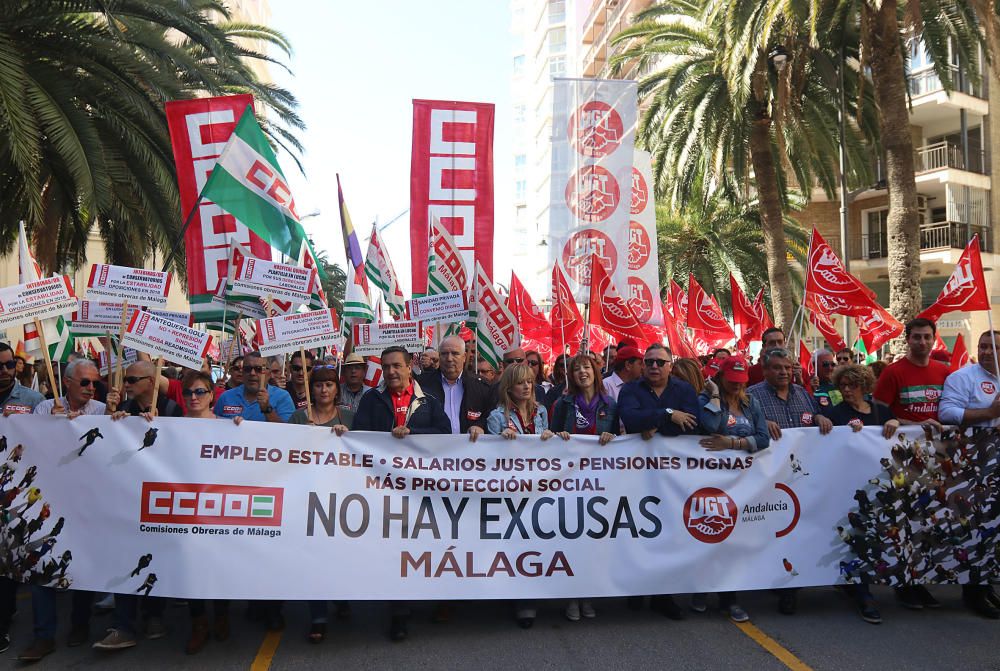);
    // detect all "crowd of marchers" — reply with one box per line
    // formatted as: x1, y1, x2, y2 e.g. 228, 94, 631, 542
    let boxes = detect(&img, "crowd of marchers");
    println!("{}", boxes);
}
0, 316, 998, 661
